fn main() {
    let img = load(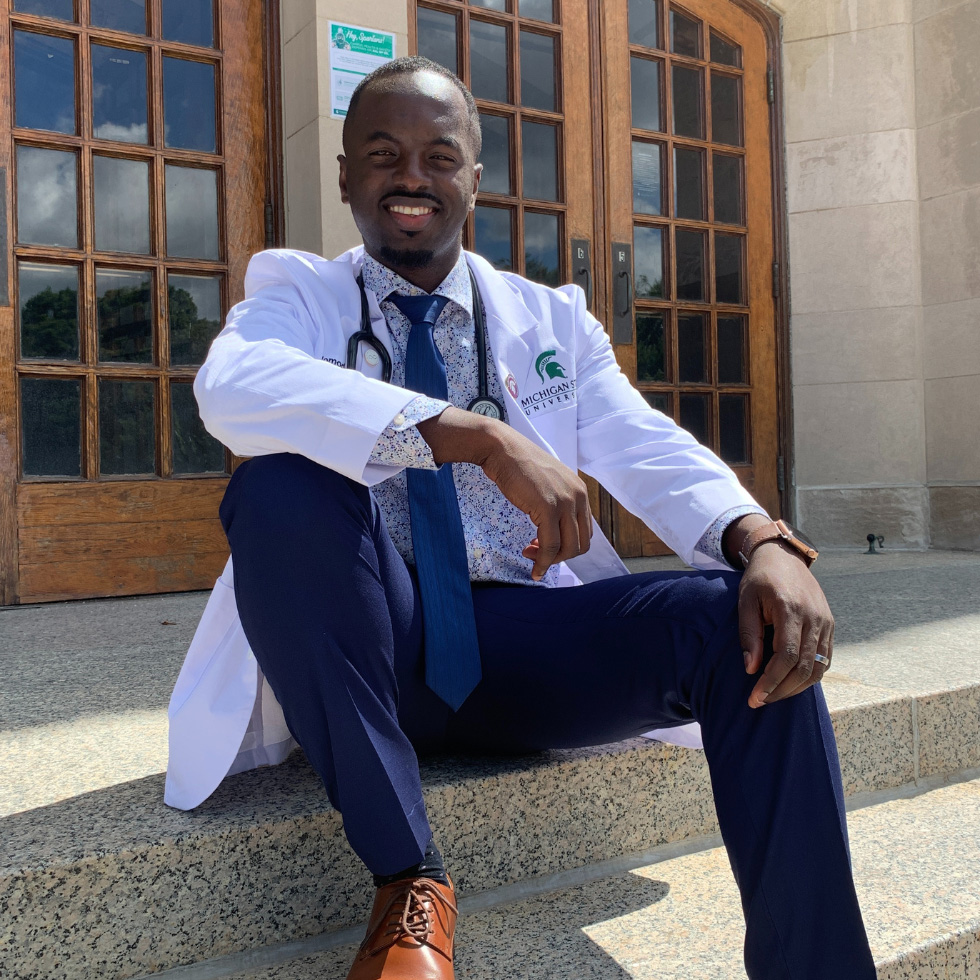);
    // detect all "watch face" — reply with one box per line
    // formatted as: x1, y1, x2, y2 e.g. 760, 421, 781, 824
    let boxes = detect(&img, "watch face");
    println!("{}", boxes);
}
784, 522, 818, 553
